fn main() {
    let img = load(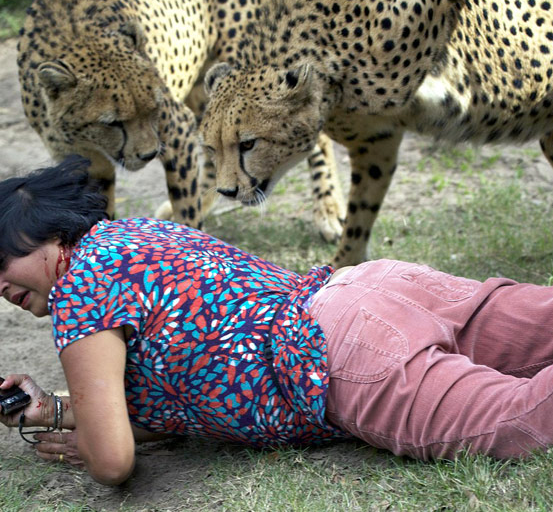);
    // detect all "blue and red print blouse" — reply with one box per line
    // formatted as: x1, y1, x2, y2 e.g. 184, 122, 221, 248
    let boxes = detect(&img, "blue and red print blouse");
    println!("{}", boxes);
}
49, 218, 347, 446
